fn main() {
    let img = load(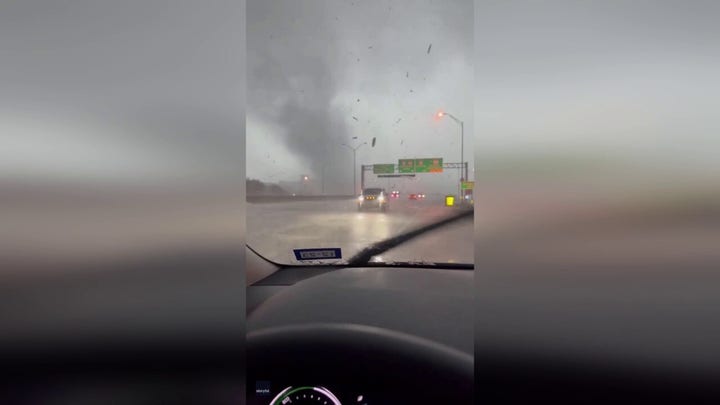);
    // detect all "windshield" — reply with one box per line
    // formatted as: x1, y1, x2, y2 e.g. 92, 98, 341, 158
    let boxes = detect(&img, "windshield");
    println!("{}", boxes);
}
247, 0, 473, 265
